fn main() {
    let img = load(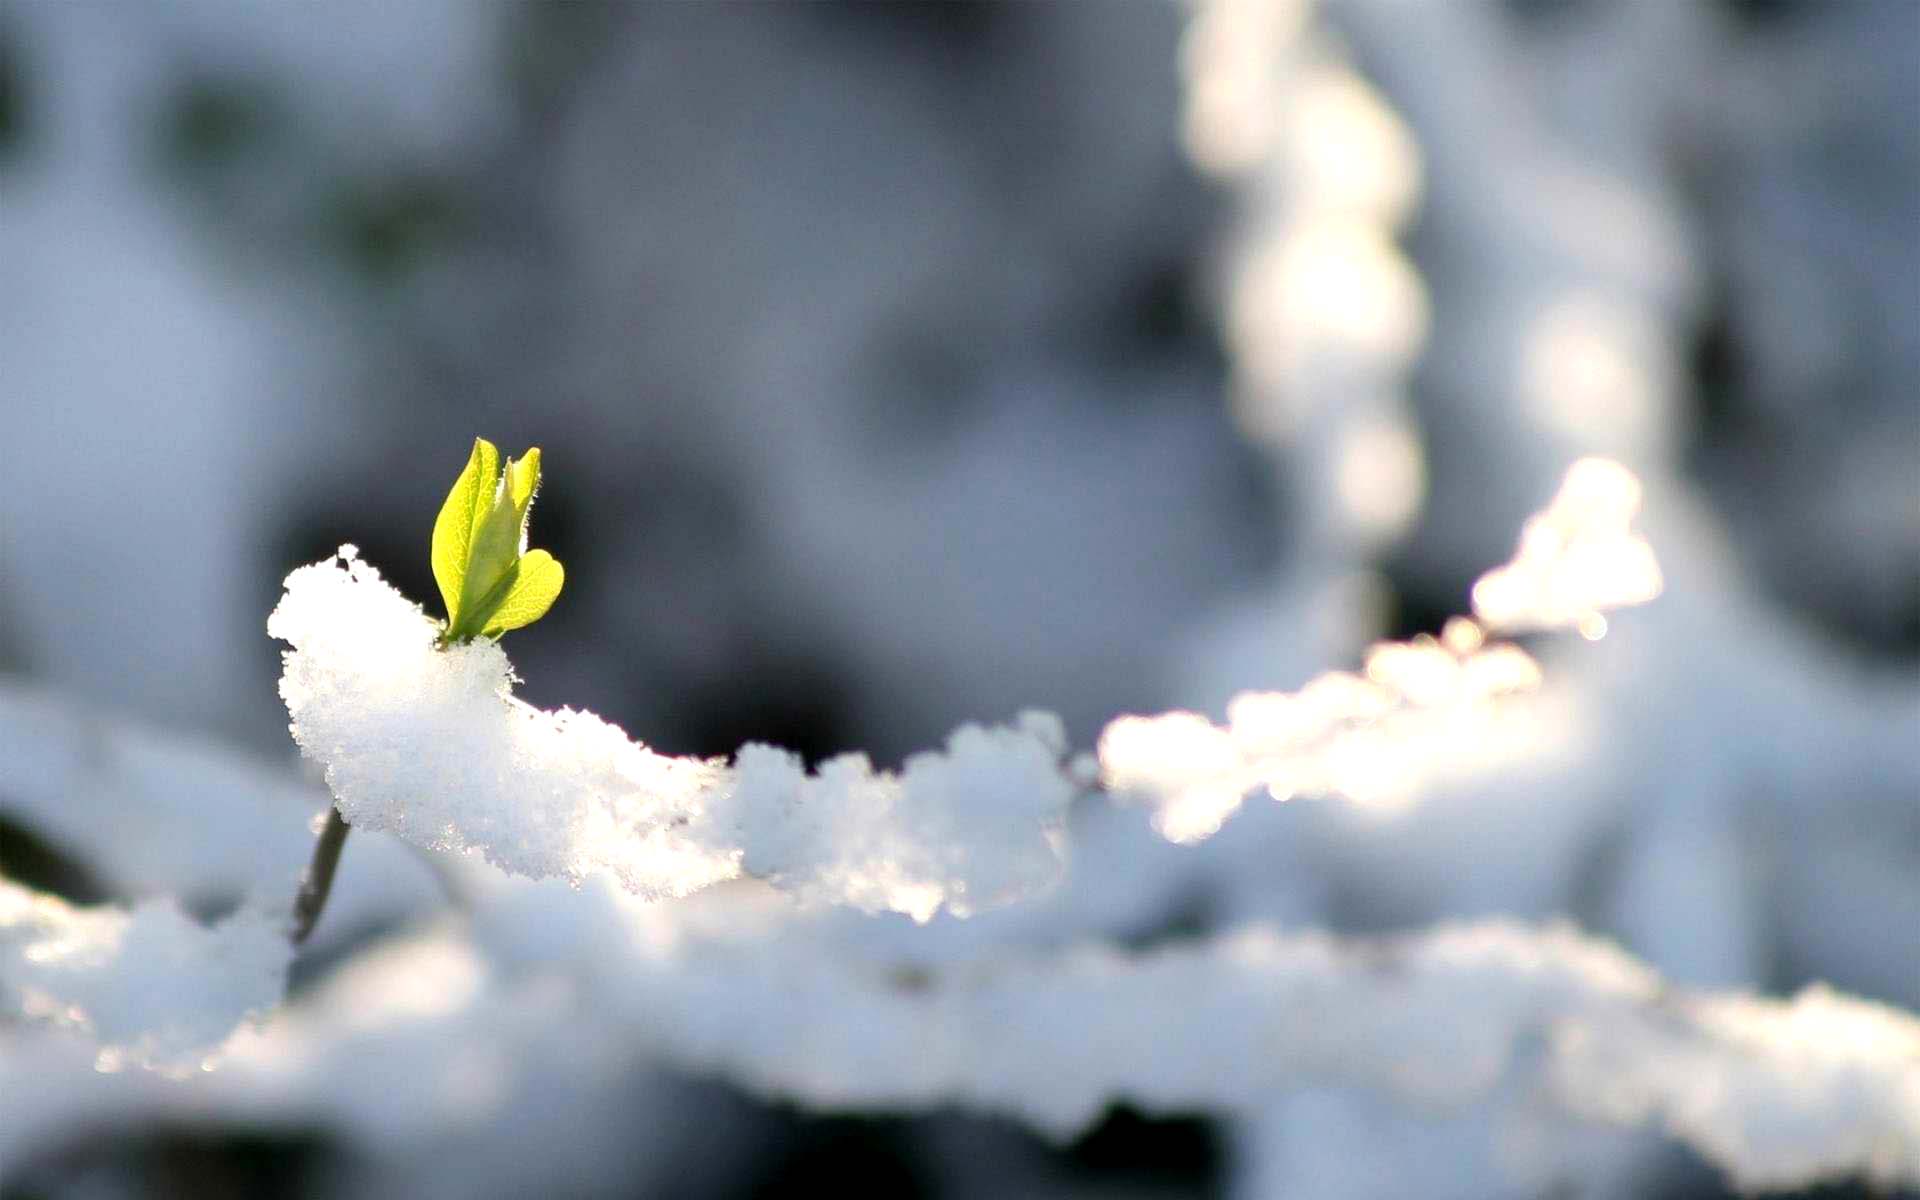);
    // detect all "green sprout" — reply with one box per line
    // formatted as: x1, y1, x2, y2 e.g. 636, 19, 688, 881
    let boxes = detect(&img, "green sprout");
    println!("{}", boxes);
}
293, 437, 565, 947
431, 437, 565, 646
